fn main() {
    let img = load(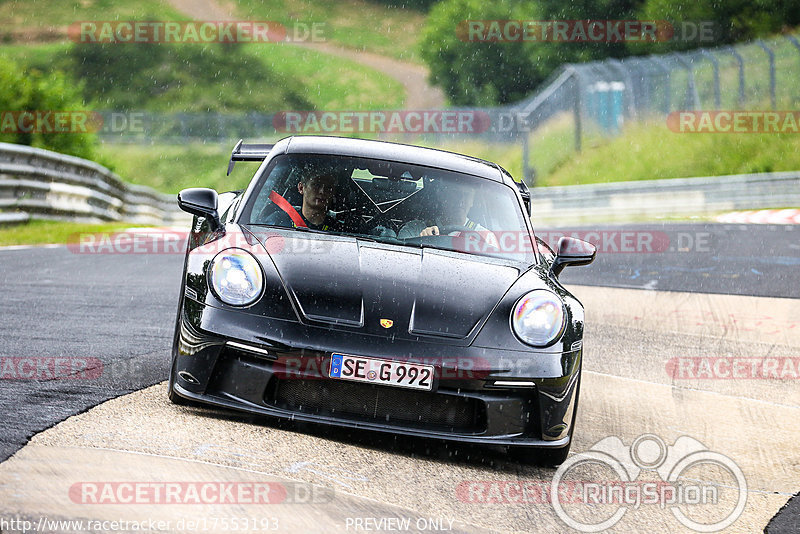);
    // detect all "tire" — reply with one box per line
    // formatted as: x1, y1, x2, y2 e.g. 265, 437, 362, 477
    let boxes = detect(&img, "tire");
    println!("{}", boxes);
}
168, 235, 195, 407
